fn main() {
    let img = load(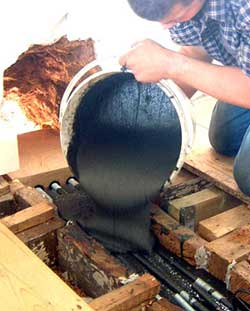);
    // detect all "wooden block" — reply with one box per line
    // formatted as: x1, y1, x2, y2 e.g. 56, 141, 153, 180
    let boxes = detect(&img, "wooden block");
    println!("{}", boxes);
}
147, 298, 183, 311
57, 223, 129, 298
1, 202, 55, 233
0, 176, 9, 195
168, 187, 236, 230
229, 260, 250, 304
151, 206, 206, 264
0, 222, 94, 311
89, 274, 160, 311
162, 177, 211, 202
13, 182, 49, 209
206, 225, 250, 281
198, 204, 250, 241
17, 217, 65, 266
0, 192, 16, 217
